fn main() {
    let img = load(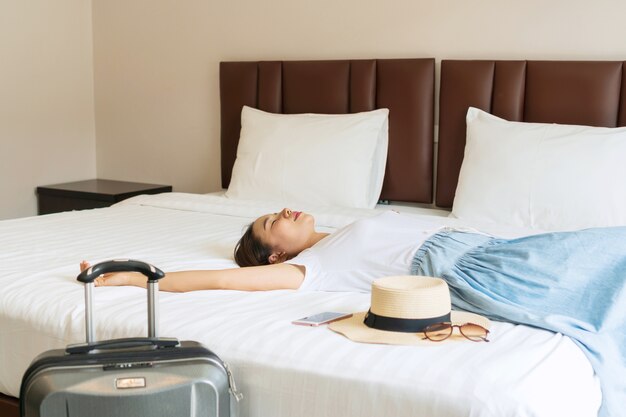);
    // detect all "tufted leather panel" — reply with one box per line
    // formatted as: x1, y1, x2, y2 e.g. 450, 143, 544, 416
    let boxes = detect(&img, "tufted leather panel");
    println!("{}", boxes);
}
257, 61, 282, 113
620, 64, 626, 126
492, 61, 526, 121
350, 60, 377, 113
524, 61, 622, 127
437, 60, 626, 208
378, 59, 434, 202
220, 62, 258, 190
437, 60, 495, 208
220, 58, 435, 203
282, 61, 350, 114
